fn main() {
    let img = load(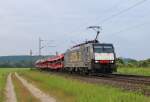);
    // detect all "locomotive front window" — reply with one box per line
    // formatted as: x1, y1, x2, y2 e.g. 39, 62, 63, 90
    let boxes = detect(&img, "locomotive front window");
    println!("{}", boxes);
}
94, 45, 113, 53
103, 46, 113, 53
94, 46, 103, 53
